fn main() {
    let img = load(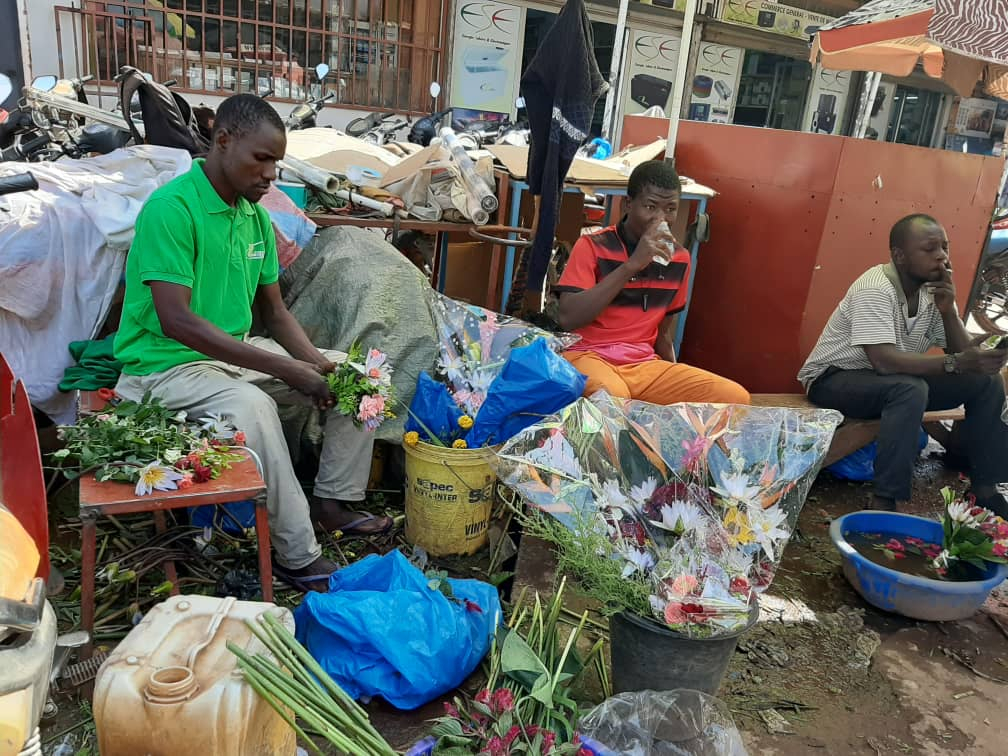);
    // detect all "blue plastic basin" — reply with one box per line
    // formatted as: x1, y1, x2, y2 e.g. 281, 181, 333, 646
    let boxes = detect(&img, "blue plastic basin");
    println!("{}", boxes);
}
830, 510, 1008, 621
